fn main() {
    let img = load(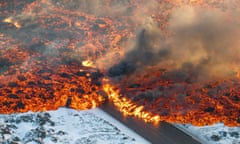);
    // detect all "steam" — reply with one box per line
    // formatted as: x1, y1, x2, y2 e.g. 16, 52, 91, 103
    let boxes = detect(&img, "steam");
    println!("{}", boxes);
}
108, 6, 240, 82
2, 0, 240, 81
167, 6, 240, 80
